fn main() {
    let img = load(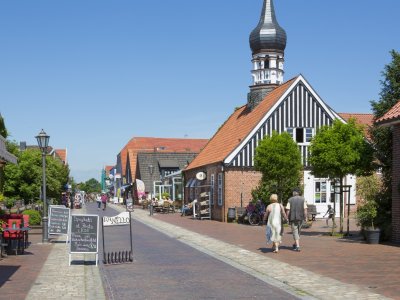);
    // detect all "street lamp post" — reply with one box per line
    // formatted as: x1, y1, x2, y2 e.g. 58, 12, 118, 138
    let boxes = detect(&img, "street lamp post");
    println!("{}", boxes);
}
36, 129, 50, 243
